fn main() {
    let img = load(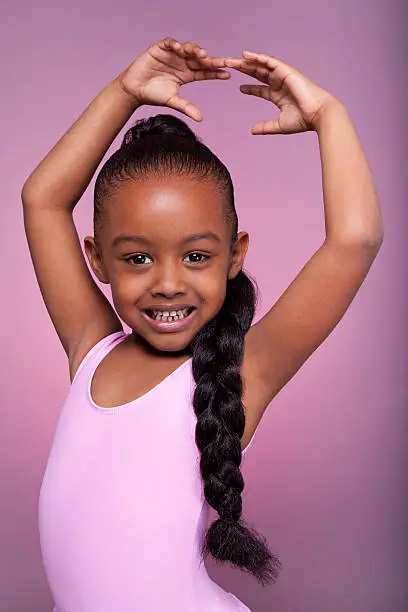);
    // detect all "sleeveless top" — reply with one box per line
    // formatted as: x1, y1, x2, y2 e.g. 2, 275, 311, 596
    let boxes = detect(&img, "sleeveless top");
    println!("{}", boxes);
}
39, 331, 256, 611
